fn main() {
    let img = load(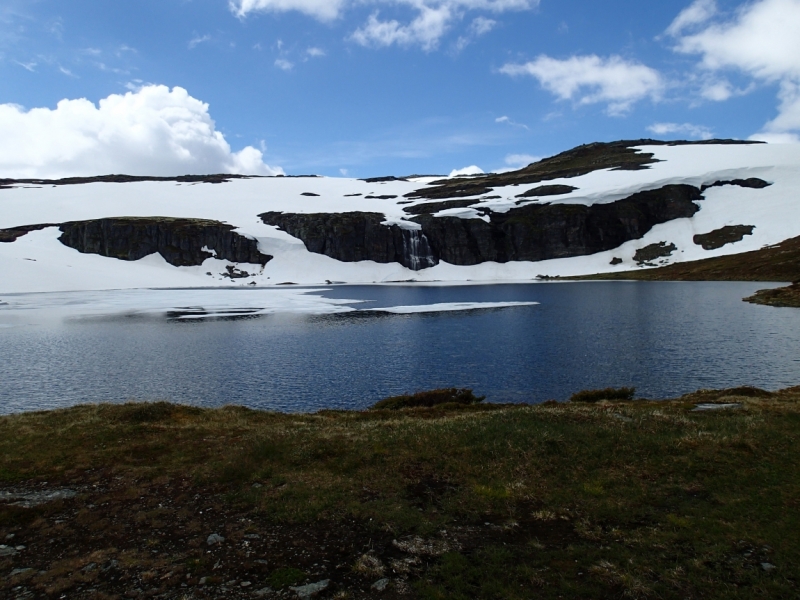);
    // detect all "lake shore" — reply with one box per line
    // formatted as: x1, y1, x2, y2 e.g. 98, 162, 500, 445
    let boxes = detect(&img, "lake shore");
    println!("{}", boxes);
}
1, 386, 798, 599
